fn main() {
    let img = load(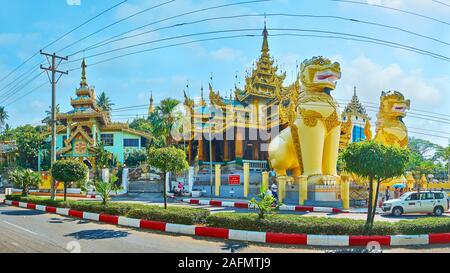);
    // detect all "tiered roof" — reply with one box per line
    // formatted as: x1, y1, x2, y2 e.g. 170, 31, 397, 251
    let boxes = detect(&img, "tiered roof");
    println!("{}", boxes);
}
343, 87, 369, 120
235, 23, 287, 103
